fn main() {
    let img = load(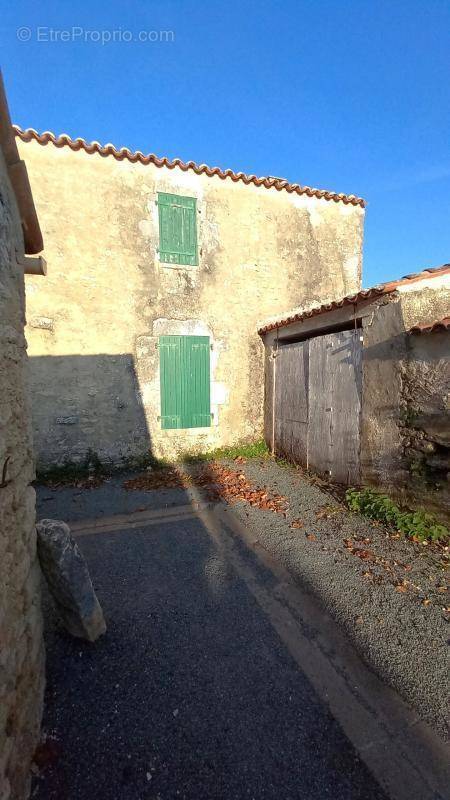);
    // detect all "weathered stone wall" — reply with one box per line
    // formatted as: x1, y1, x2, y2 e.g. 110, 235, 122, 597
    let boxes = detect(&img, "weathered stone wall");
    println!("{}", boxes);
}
399, 330, 449, 519
398, 287, 450, 519
360, 295, 407, 487
0, 142, 44, 797
360, 280, 450, 518
18, 137, 364, 468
